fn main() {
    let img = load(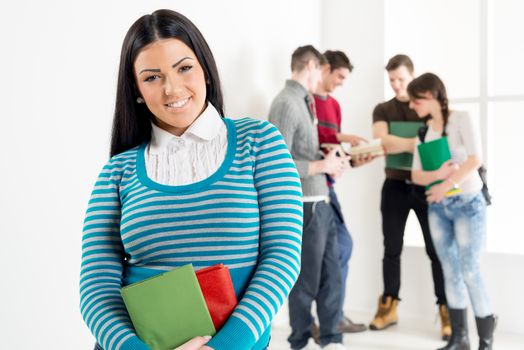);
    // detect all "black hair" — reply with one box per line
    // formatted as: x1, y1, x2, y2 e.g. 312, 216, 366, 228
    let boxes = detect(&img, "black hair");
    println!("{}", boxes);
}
323, 50, 354, 72
110, 9, 224, 157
